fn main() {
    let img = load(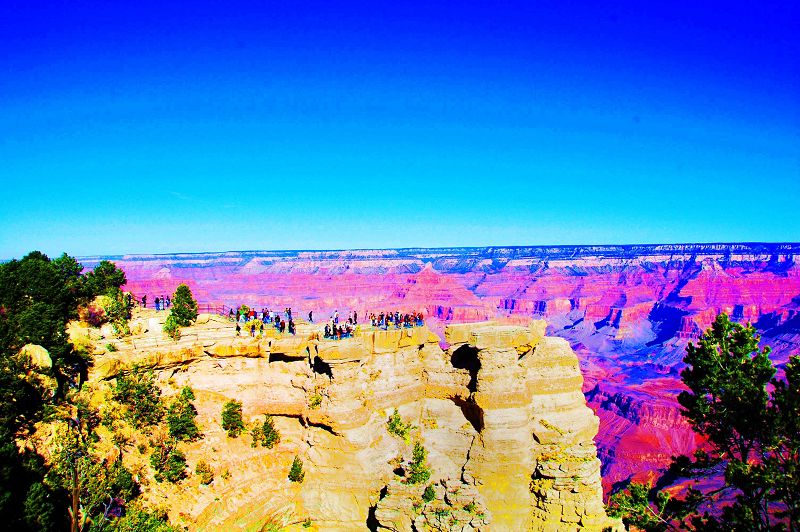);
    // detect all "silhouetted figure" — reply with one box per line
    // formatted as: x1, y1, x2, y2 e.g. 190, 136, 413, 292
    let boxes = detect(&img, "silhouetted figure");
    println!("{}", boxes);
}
309, 311, 313, 322
142, 295, 147, 308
